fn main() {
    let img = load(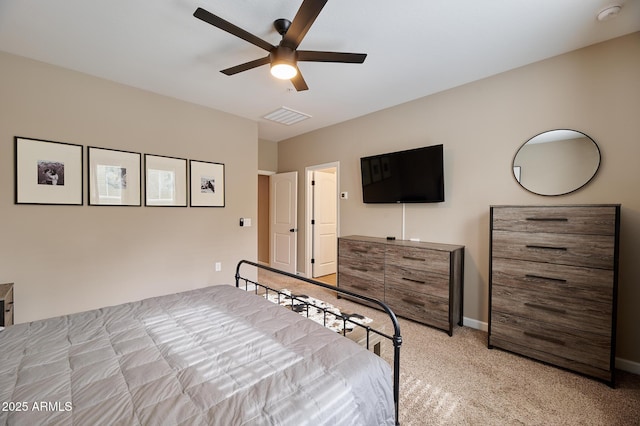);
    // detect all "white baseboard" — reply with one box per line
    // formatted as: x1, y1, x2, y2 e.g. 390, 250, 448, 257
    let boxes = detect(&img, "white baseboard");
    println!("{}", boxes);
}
462, 317, 488, 332
615, 357, 640, 375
